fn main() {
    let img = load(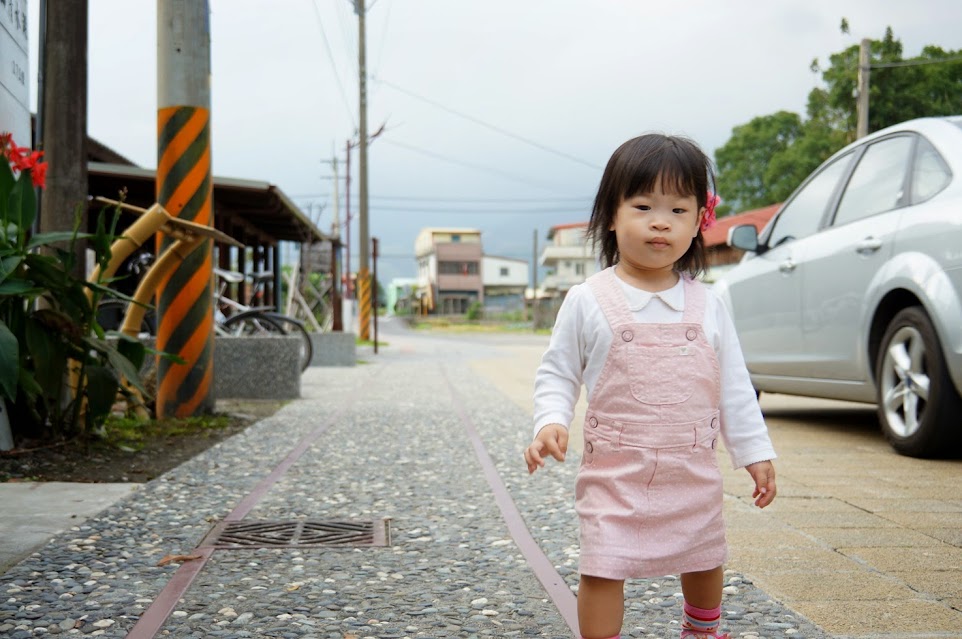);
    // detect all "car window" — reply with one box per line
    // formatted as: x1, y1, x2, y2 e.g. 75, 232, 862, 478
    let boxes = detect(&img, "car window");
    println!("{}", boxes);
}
833, 136, 913, 226
910, 137, 951, 203
767, 152, 853, 248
